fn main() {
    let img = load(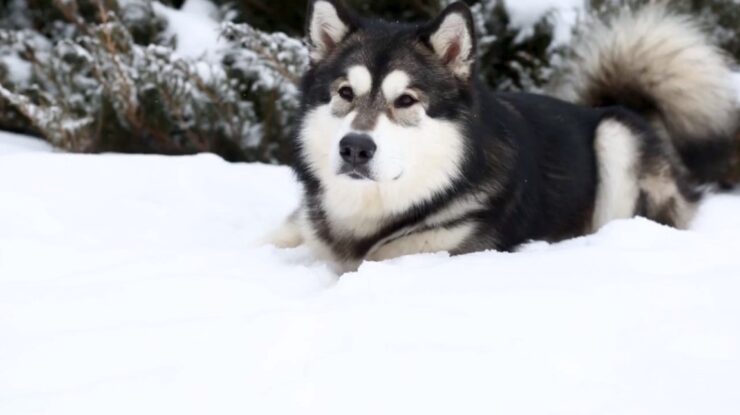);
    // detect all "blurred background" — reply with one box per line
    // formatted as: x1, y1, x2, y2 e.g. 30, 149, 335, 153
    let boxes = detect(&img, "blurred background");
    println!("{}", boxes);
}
0, 0, 738, 173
